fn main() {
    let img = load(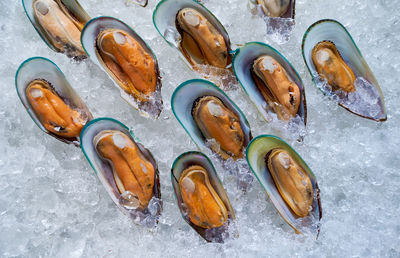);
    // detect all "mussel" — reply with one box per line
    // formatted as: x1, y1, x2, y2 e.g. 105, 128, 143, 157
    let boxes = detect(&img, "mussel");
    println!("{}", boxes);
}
96, 29, 157, 102
26, 79, 87, 139
311, 41, 355, 93
192, 96, 245, 160
266, 148, 313, 217
94, 130, 155, 210
257, 0, 290, 17
171, 79, 252, 161
251, 55, 301, 121
80, 118, 162, 226
16, 57, 93, 145
23, 0, 90, 58
302, 19, 386, 122
249, 0, 294, 19
171, 151, 235, 242
81, 16, 163, 118
246, 135, 322, 235
153, 0, 232, 72
175, 8, 230, 69
179, 165, 228, 228
232, 42, 306, 126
